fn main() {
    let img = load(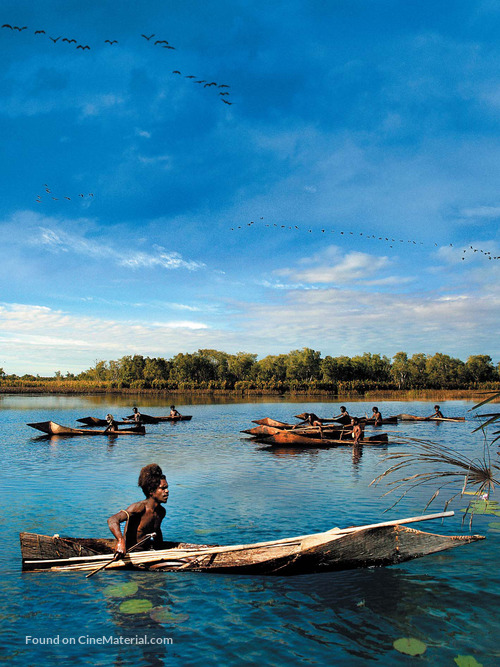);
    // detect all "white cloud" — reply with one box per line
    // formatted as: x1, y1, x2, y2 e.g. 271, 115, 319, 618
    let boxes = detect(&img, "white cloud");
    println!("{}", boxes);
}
277, 247, 391, 284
